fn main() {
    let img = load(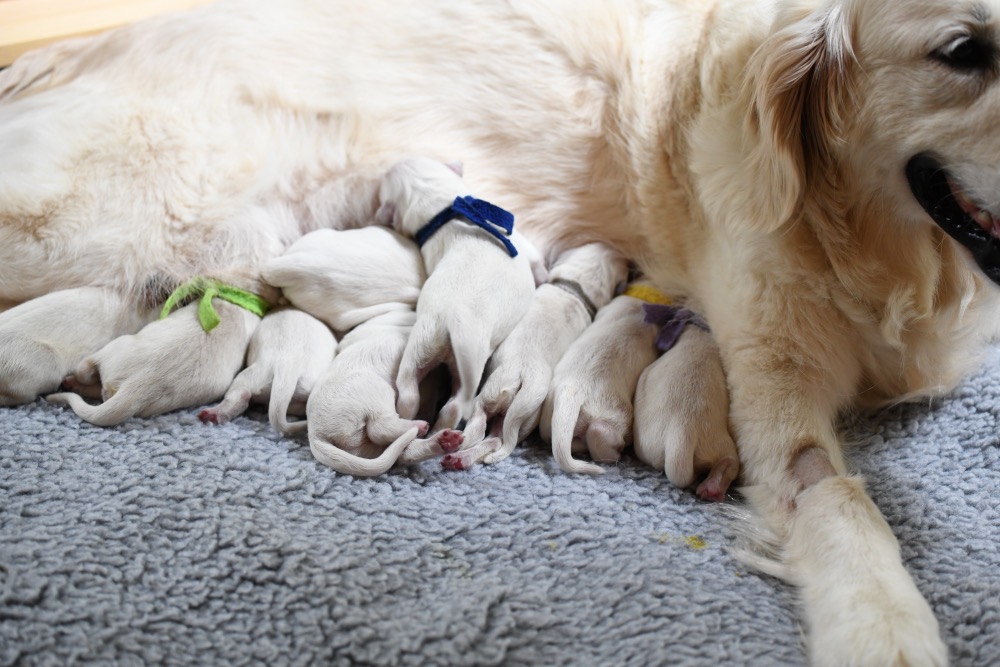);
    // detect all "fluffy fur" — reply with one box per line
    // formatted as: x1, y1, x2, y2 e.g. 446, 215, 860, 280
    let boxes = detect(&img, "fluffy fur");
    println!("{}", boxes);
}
198, 307, 337, 434
3, 0, 1000, 660
539, 290, 661, 474
377, 157, 540, 431
305, 310, 463, 476
46, 302, 259, 426
633, 325, 740, 502
0, 287, 152, 405
453, 242, 627, 470
260, 227, 425, 334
